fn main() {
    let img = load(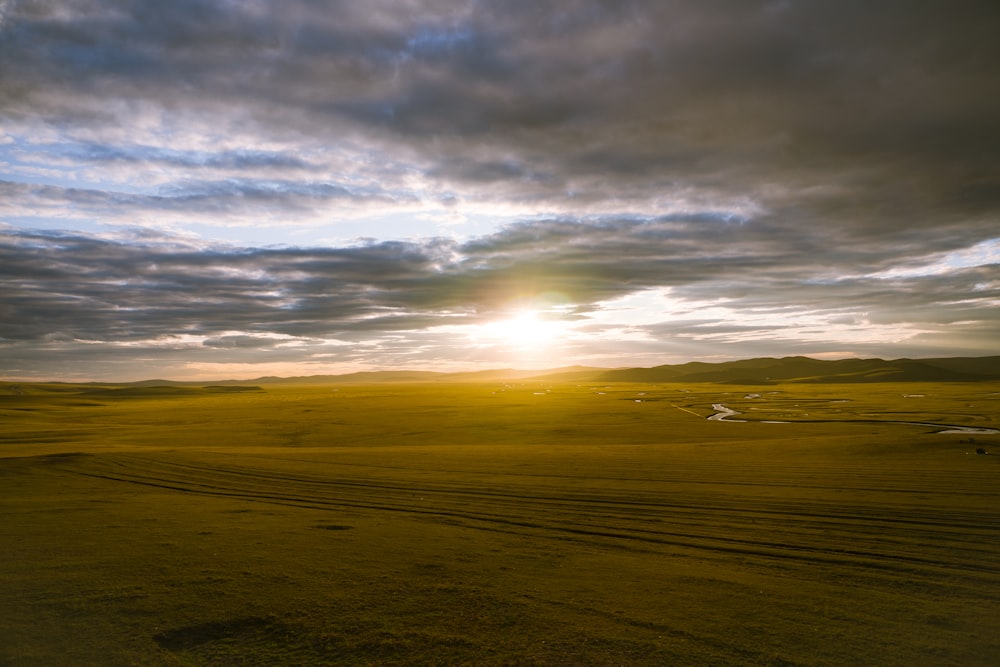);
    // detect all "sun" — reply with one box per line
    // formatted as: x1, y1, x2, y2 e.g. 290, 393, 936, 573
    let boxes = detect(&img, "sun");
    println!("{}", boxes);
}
477, 309, 563, 350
